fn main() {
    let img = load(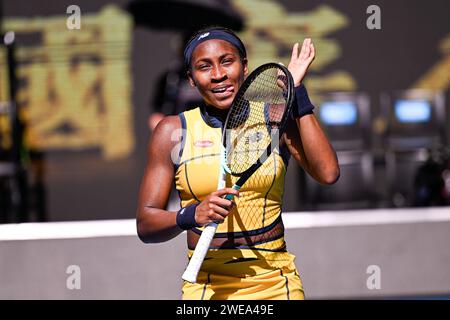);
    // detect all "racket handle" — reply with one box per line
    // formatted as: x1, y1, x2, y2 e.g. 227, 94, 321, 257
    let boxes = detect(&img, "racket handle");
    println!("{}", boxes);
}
181, 186, 240, 283
181, 222, 218, 283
